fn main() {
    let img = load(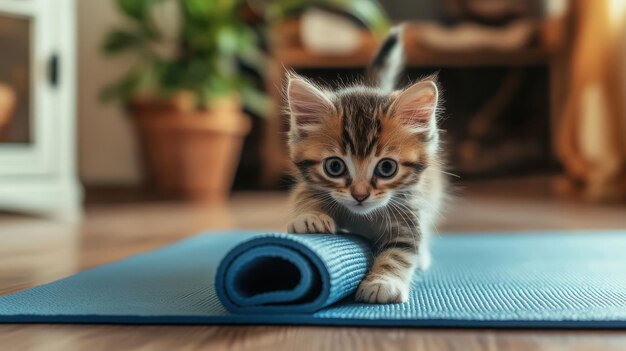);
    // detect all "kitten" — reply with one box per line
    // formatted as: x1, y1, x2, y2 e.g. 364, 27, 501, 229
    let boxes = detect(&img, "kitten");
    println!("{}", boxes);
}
286, 26, 445, 304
